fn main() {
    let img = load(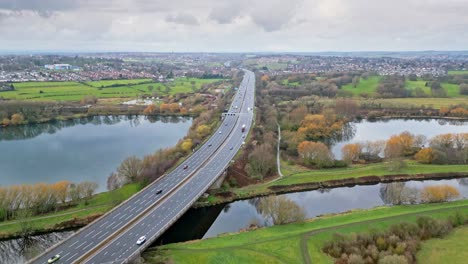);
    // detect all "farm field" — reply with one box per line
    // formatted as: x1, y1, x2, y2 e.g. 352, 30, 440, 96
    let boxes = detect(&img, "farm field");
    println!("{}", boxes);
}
448, 70, 468, 75
405, 80, 462, 97
143, 199, 468, 264
0, 78, 222, 101
341, 76, 381, 96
